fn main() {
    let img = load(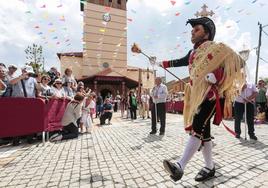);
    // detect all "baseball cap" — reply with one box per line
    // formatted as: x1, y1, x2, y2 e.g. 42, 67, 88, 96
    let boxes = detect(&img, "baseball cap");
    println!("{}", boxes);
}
22, 65, 34, 74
